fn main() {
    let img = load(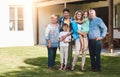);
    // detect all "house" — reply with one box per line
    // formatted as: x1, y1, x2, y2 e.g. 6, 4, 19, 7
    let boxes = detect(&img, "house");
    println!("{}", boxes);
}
36, 0, 120, 50
0, 0, 35, 47
0, 0, 120, 49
